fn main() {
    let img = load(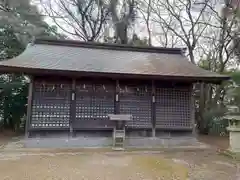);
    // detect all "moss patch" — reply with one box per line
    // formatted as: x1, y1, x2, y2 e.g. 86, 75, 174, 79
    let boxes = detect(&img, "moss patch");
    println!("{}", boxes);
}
133, 155, 189, 179
220, 149, 240, 161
